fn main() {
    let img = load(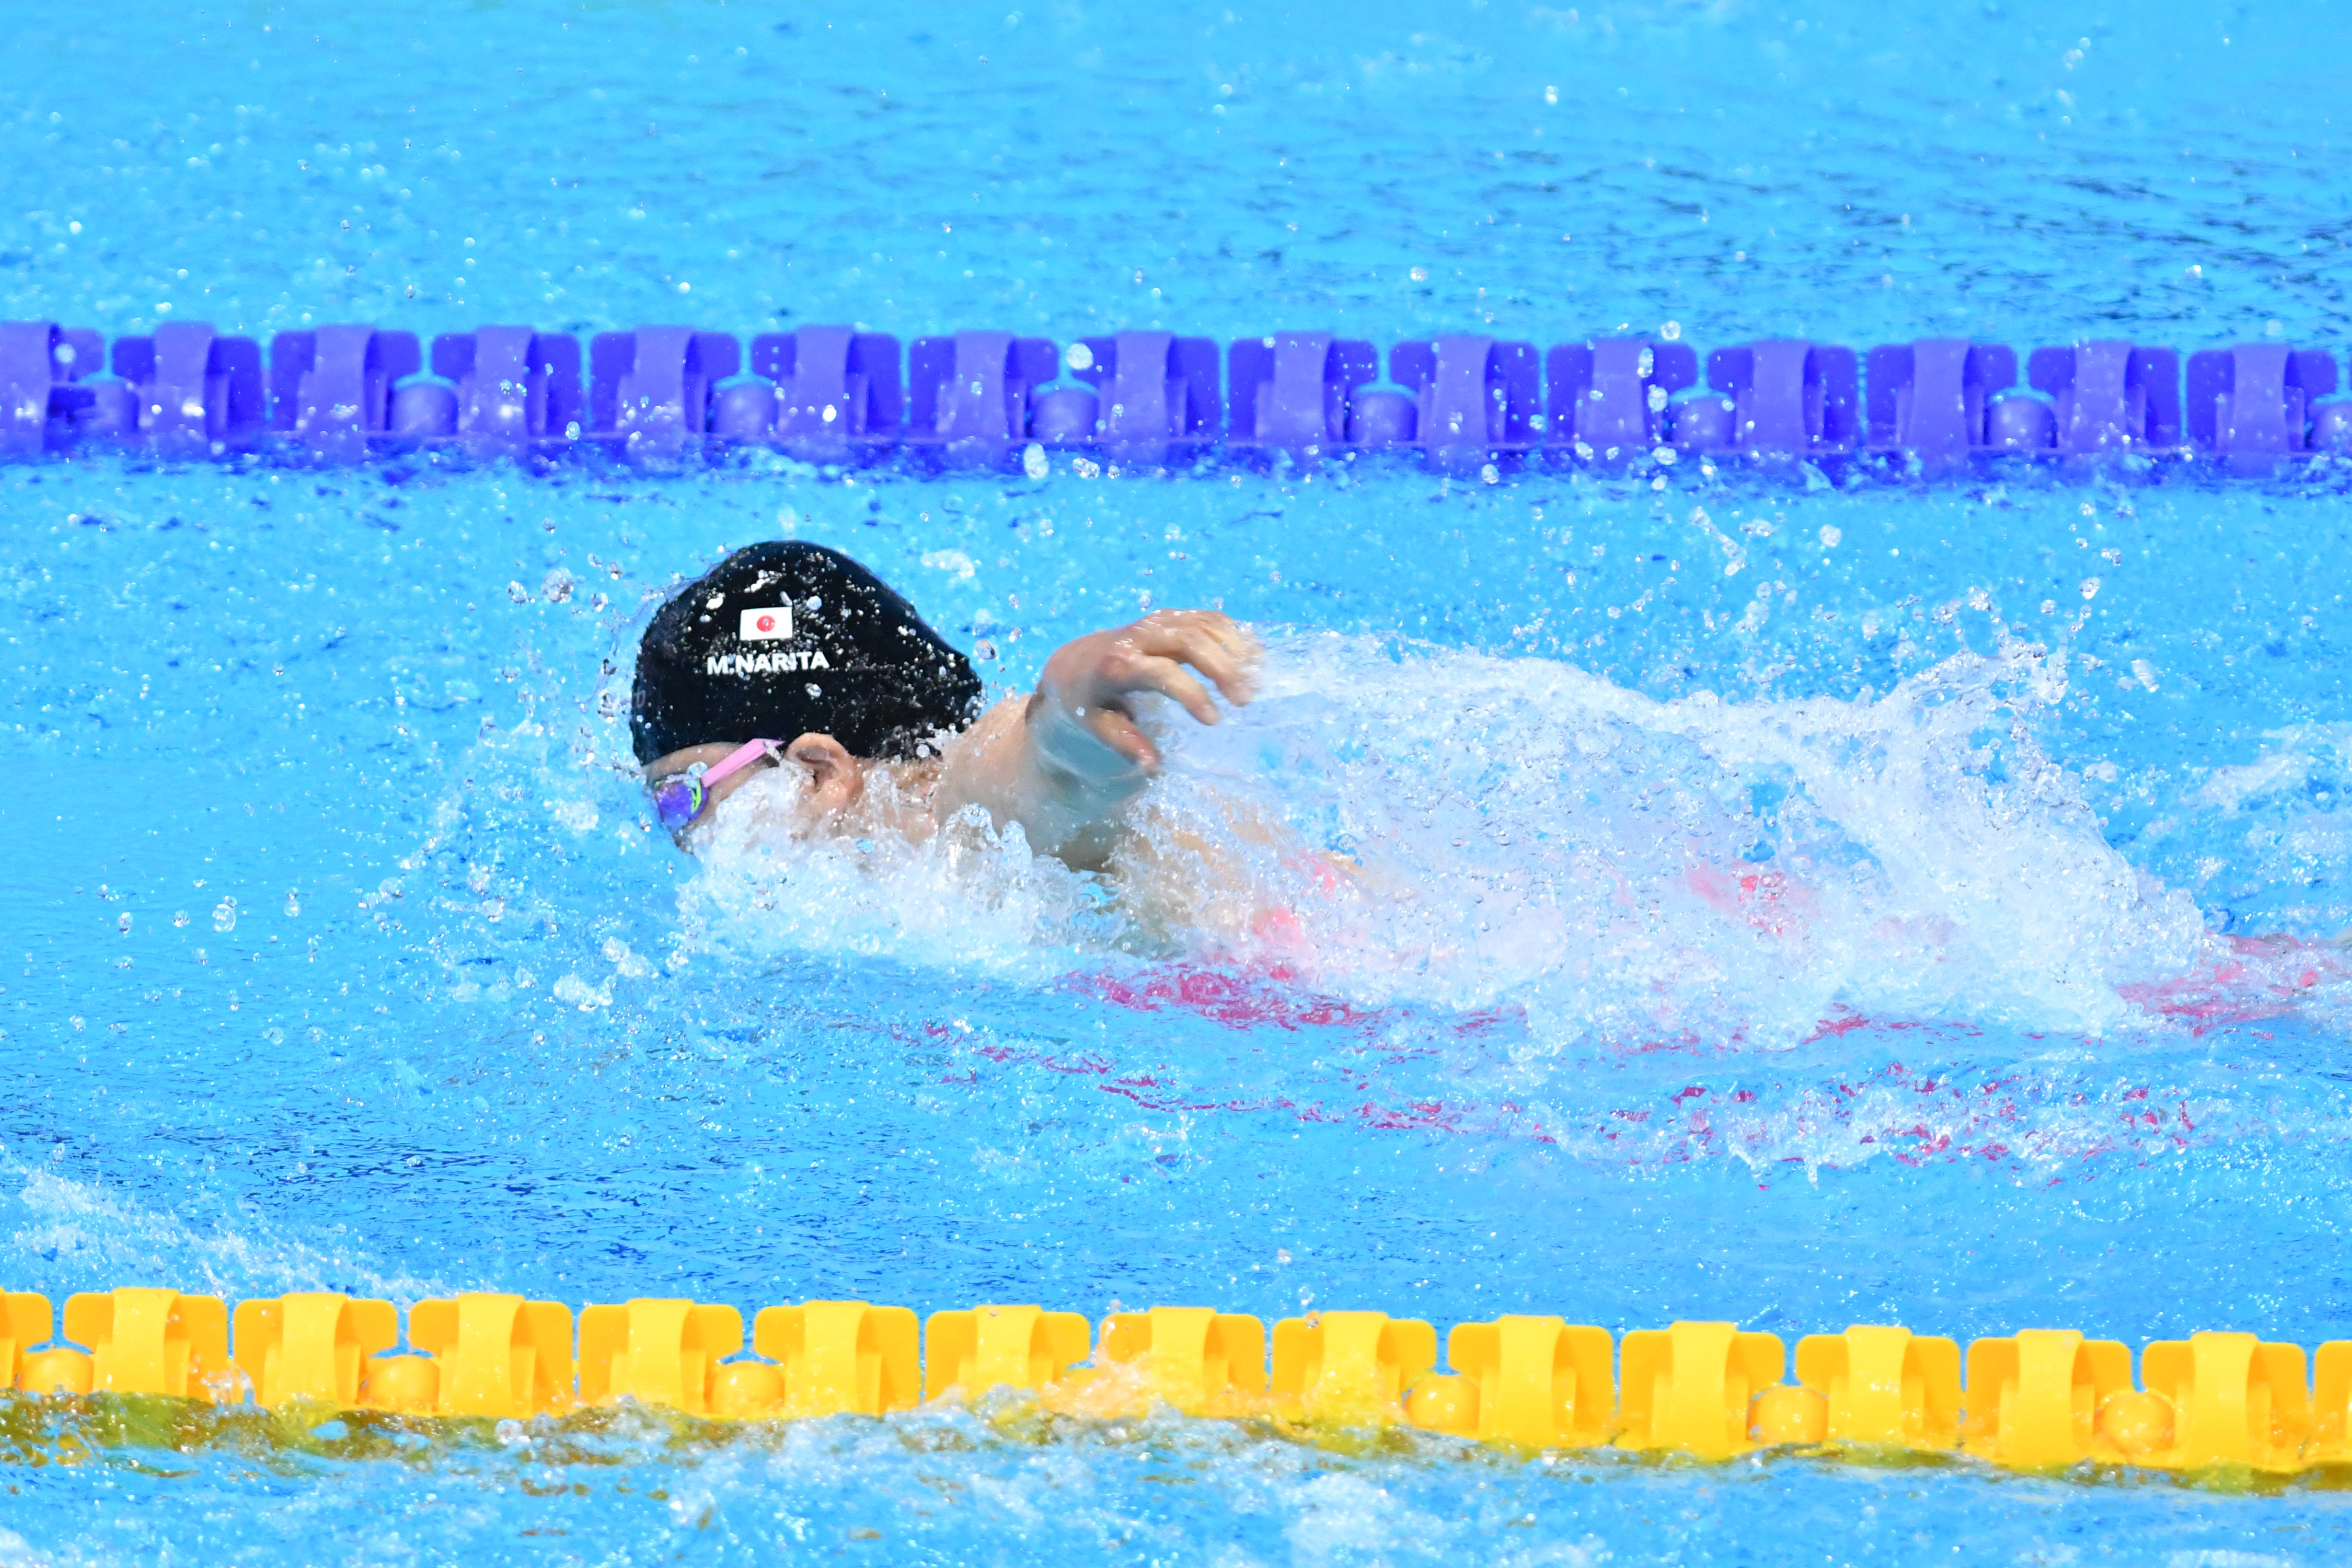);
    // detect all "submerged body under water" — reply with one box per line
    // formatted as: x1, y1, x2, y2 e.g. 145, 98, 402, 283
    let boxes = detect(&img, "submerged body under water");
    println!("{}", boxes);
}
691, 628, 2322, 1045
